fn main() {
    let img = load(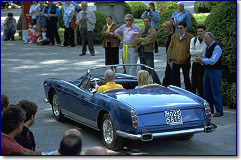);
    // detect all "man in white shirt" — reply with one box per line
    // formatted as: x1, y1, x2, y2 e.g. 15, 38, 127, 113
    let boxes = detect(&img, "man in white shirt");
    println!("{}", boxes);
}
190, 24, 207, 97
